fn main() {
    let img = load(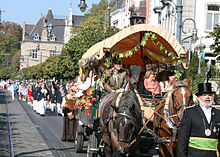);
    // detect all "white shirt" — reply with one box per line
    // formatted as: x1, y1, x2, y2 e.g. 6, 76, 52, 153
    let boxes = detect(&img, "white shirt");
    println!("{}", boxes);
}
200, 104, 212, 124
75, 77, 97, 98
160, 81, 173, 93
10, 84, 15, 93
